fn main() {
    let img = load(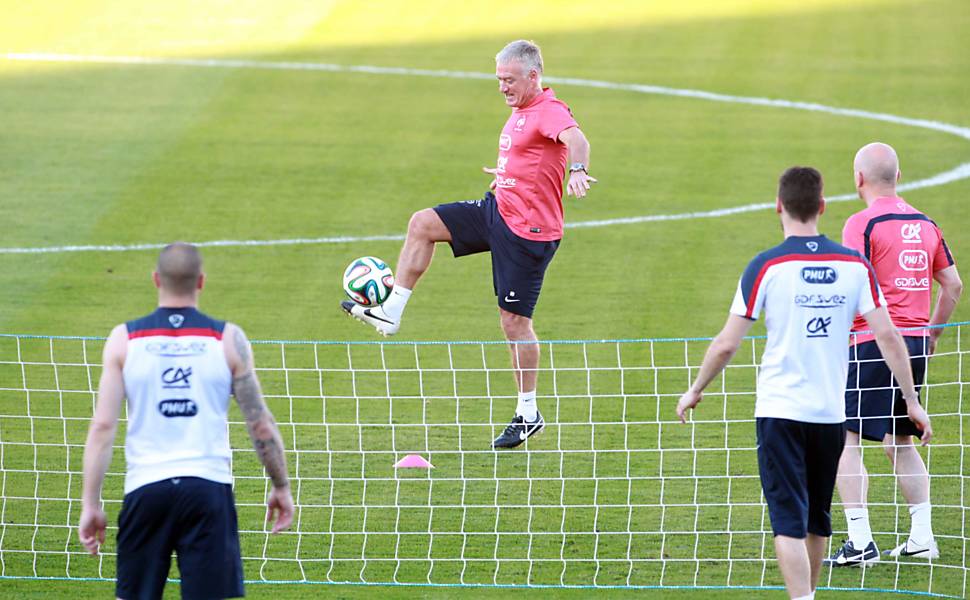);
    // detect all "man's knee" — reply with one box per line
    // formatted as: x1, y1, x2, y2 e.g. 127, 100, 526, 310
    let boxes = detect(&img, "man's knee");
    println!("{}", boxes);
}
883, 434, 915, 463
407, 209, 447, 241
500, 309, 534, 339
